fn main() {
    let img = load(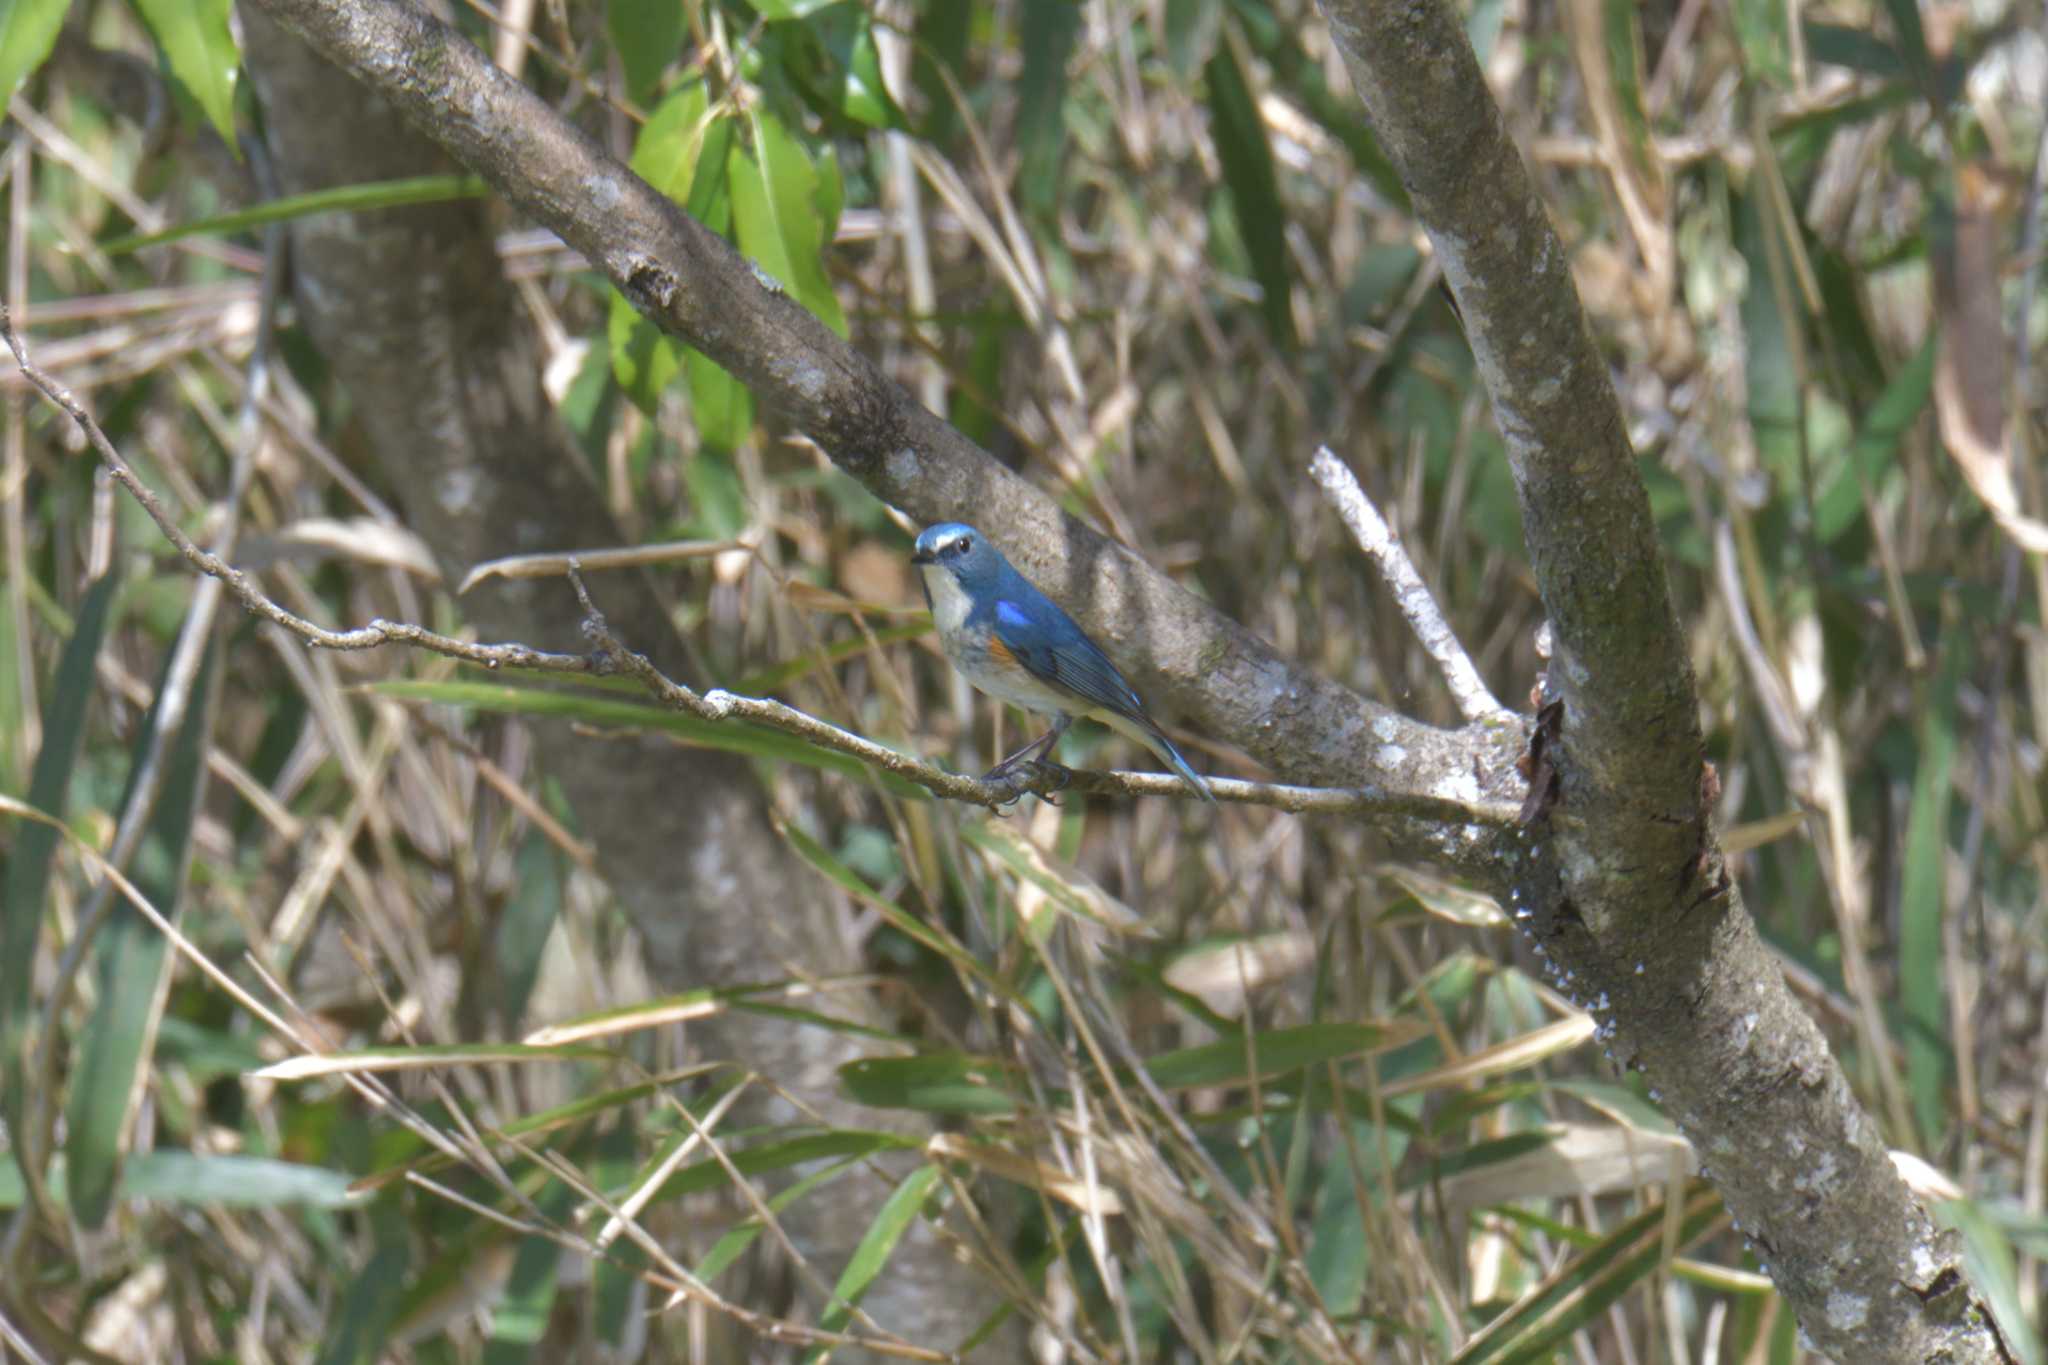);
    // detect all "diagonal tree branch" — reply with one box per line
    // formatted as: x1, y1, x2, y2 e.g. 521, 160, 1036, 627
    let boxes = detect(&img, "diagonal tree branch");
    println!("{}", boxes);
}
1311, 0, 2009, 1359
238, 0, 1524, 846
